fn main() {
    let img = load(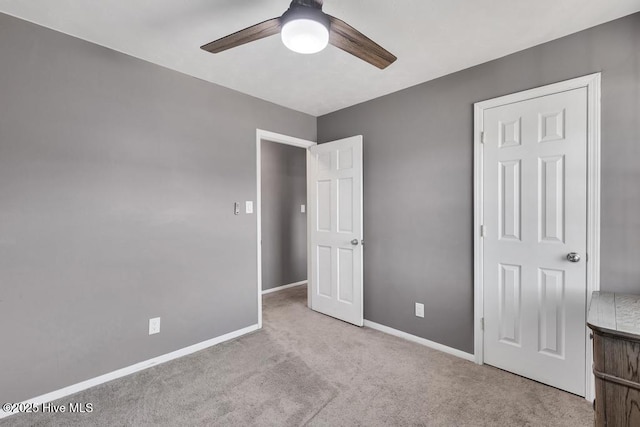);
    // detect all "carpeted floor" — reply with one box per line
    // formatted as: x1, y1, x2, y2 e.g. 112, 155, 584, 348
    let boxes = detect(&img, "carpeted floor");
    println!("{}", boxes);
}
3, 285, 592, 426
